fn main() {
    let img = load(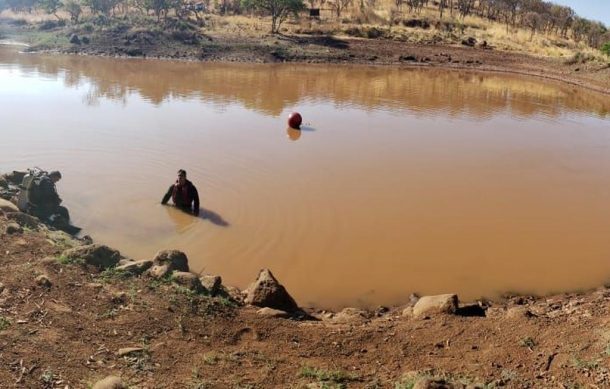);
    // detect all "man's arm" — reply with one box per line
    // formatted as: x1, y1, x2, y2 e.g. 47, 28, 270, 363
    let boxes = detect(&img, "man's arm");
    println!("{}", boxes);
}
192, 186, 200, 216
161, 185, 174, 205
